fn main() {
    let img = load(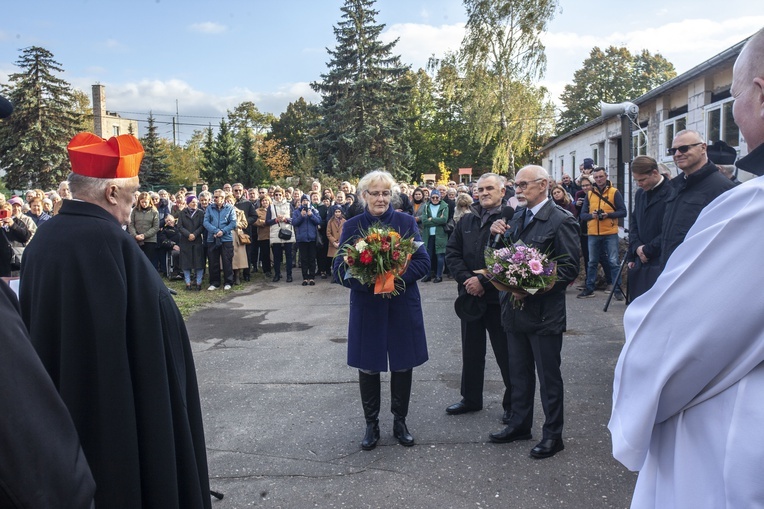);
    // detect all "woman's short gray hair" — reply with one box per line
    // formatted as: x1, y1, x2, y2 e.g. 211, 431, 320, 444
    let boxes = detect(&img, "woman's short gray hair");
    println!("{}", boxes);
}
356, 170, 396, 207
